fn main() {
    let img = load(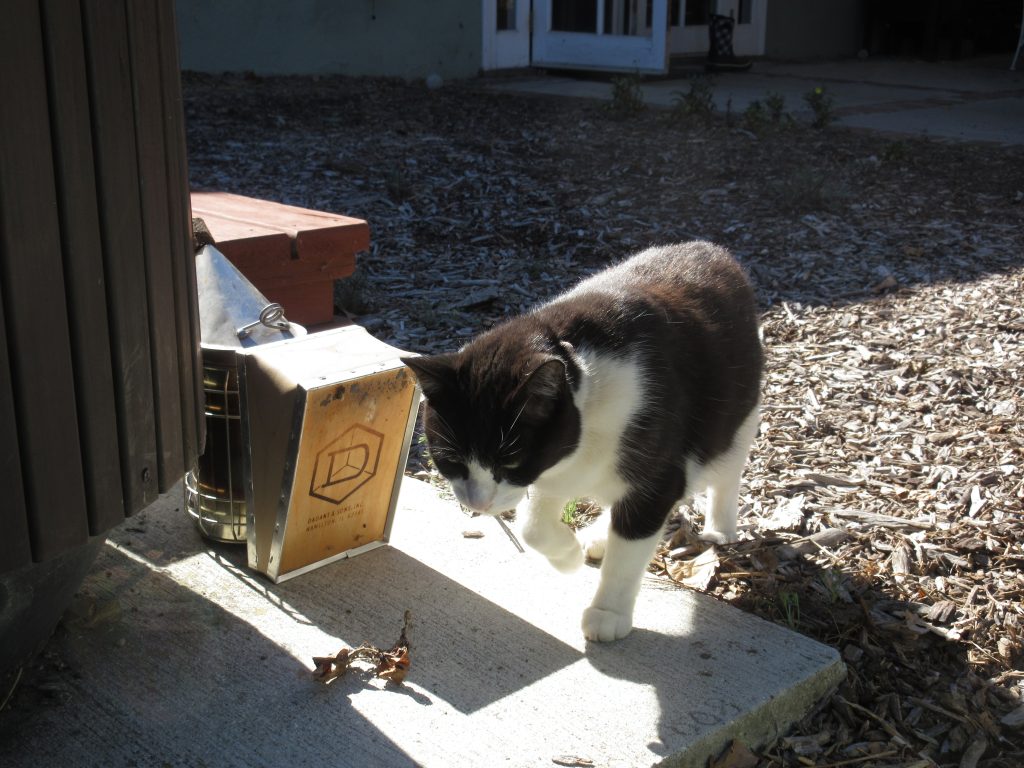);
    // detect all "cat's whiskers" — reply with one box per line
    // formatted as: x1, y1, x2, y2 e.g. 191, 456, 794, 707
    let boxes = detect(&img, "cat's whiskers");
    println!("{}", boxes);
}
498, 432, 521, 454
427, 430, 462, 465
428, 427, 458, 450
507, 400, 530, 434
430, 409, 458, 439
427, 411, 463, 455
